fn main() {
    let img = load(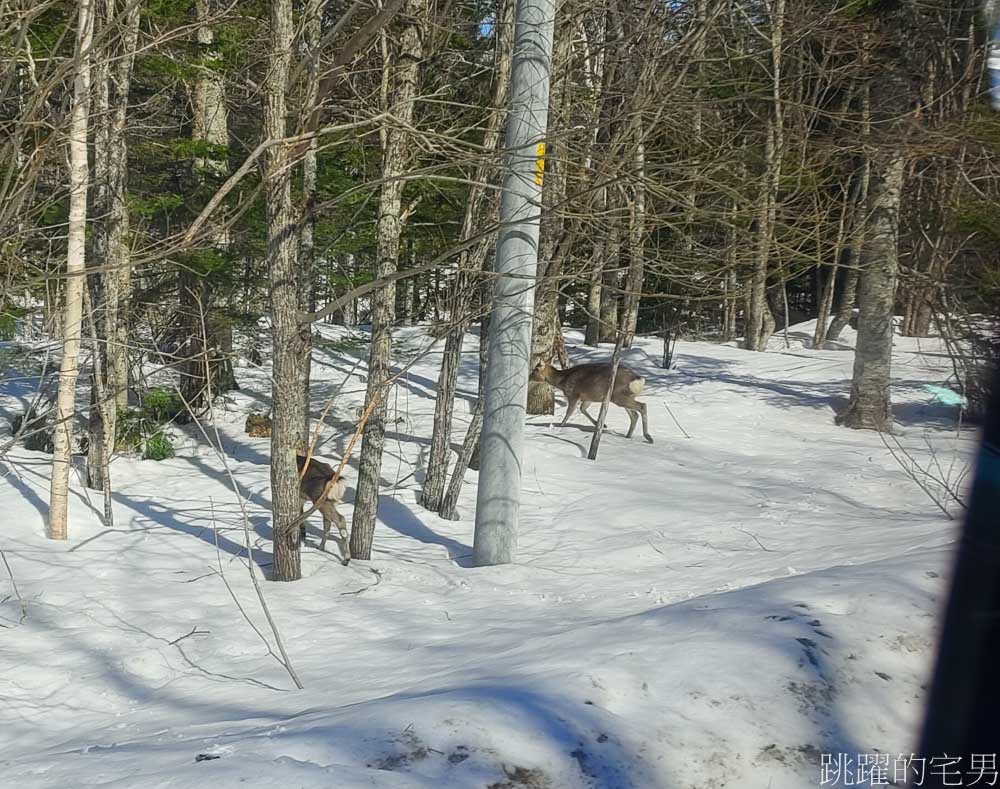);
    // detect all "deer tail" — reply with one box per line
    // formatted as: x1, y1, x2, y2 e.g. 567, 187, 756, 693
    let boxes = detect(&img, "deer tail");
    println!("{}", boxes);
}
628, 378, 644, 395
